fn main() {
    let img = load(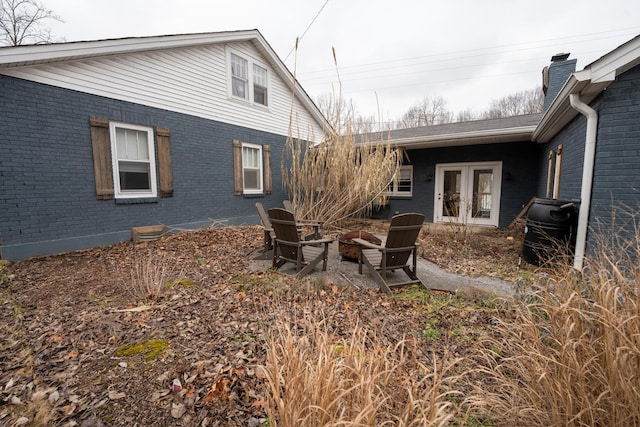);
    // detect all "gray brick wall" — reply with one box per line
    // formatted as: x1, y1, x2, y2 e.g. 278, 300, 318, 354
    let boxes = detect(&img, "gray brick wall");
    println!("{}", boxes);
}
543, 58, 577, 111
538, 63, 640, 256
0, 76, 290, 260
590, 64, 640, 245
